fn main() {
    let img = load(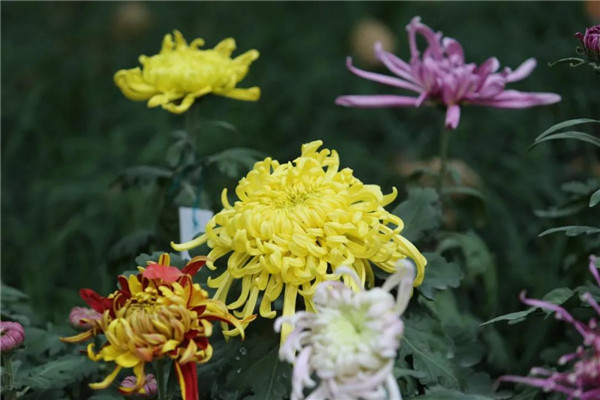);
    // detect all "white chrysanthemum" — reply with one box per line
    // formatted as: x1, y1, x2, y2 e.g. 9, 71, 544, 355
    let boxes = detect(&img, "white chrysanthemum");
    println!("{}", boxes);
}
275, 260, 415, 400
